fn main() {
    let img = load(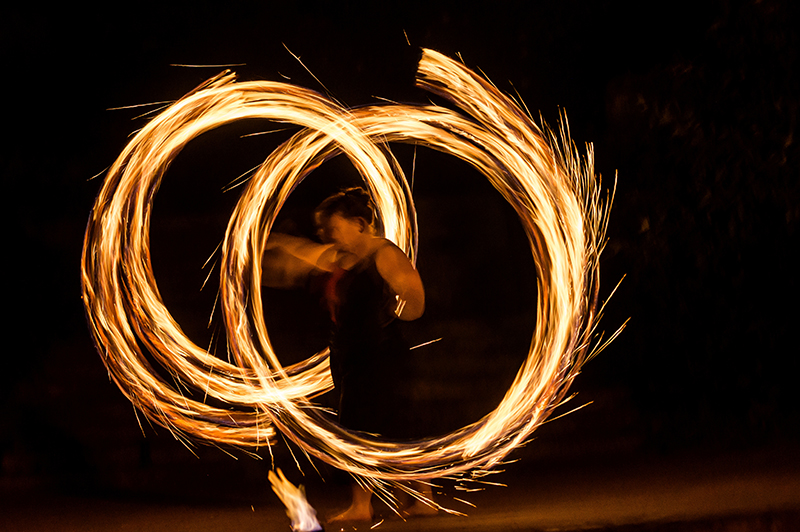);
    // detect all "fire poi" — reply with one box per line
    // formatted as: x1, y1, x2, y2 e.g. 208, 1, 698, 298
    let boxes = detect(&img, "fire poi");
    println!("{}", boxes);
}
82, 48, 619, 514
